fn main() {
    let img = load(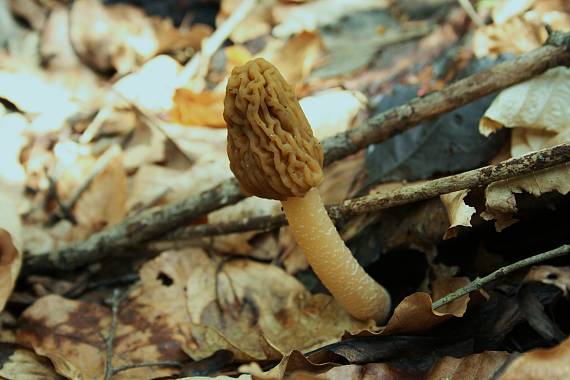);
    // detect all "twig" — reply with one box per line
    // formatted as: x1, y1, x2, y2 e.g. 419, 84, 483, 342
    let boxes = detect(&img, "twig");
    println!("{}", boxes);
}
104, 289, 123, 380
24, 32, 570, 274
112, 361, 181, 376
162, 143, 570, 240
457, 0, 485, 27
59, 145, 122, 221
432, 245, 570, 310
177, 0, 257, 90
